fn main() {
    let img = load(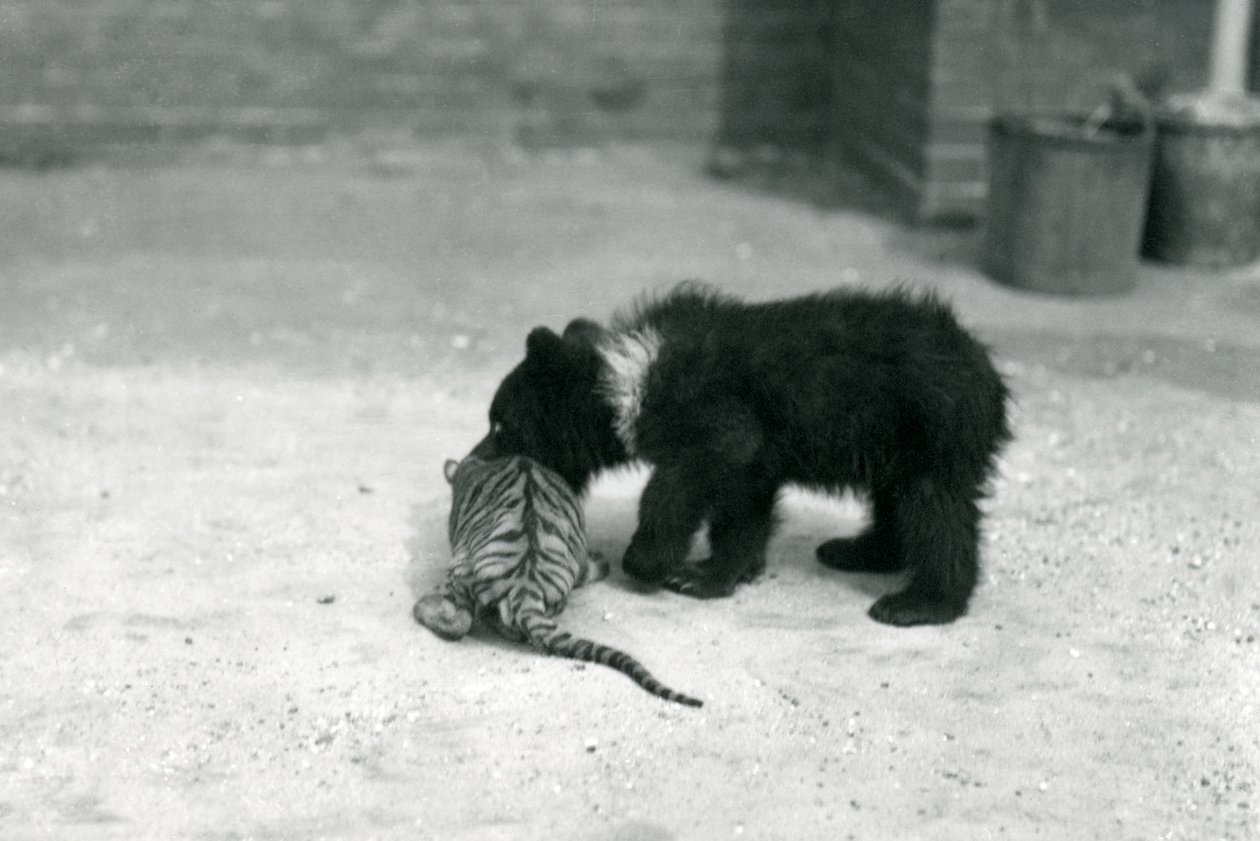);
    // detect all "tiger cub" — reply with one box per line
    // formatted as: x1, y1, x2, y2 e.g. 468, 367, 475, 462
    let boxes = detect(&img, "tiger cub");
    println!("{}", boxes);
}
413, 454, 703, 708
